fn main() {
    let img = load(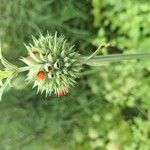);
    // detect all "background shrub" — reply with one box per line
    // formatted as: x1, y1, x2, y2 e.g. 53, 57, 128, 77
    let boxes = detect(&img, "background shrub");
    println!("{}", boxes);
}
0, 0, 149, 149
